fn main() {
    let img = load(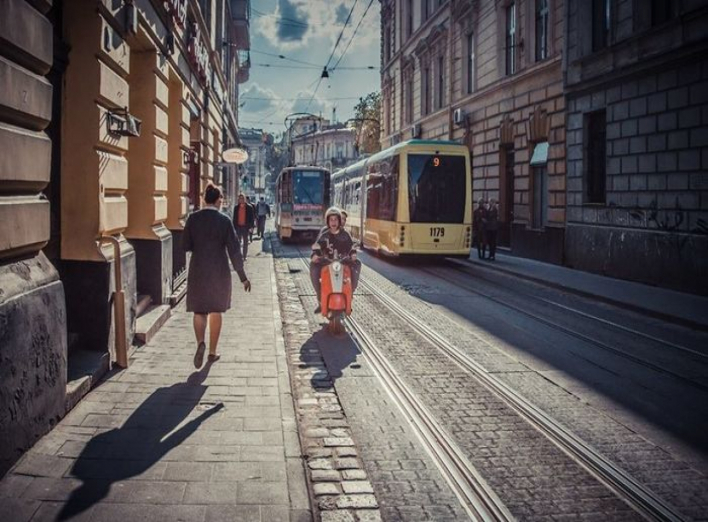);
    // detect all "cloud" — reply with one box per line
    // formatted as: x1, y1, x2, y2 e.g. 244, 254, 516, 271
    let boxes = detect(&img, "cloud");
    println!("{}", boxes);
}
335, 3, 349, 25
291, 91, 327, 116
254, 0, 380, 54
276, 0, 309, 42
240, 83, 278, 112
